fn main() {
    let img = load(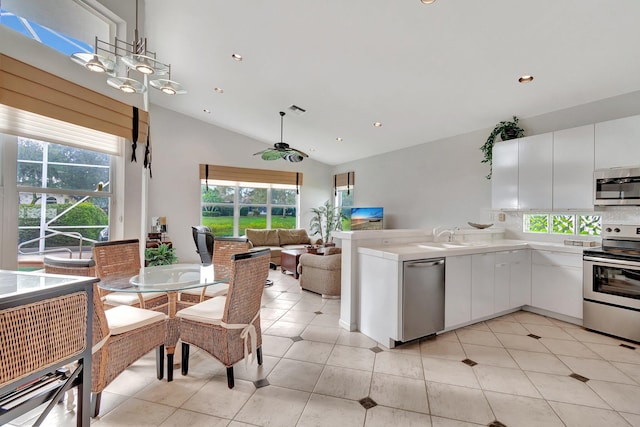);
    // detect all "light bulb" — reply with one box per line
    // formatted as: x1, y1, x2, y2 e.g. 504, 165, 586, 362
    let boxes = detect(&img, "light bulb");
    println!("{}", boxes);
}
120, 84, 136, 93
86, 56, 106, 73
